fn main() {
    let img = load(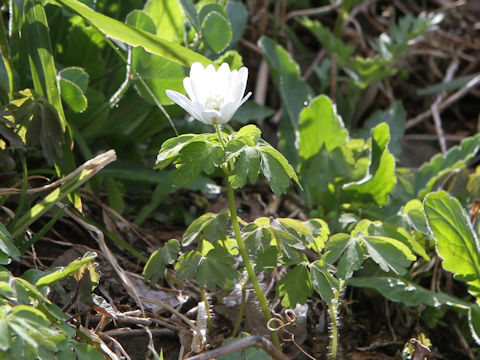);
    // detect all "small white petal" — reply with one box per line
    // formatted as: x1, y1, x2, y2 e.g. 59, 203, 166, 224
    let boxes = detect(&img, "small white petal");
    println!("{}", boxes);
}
200, 109, 222, 125
183, 77, 197, 103
166, 90, 201, 120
